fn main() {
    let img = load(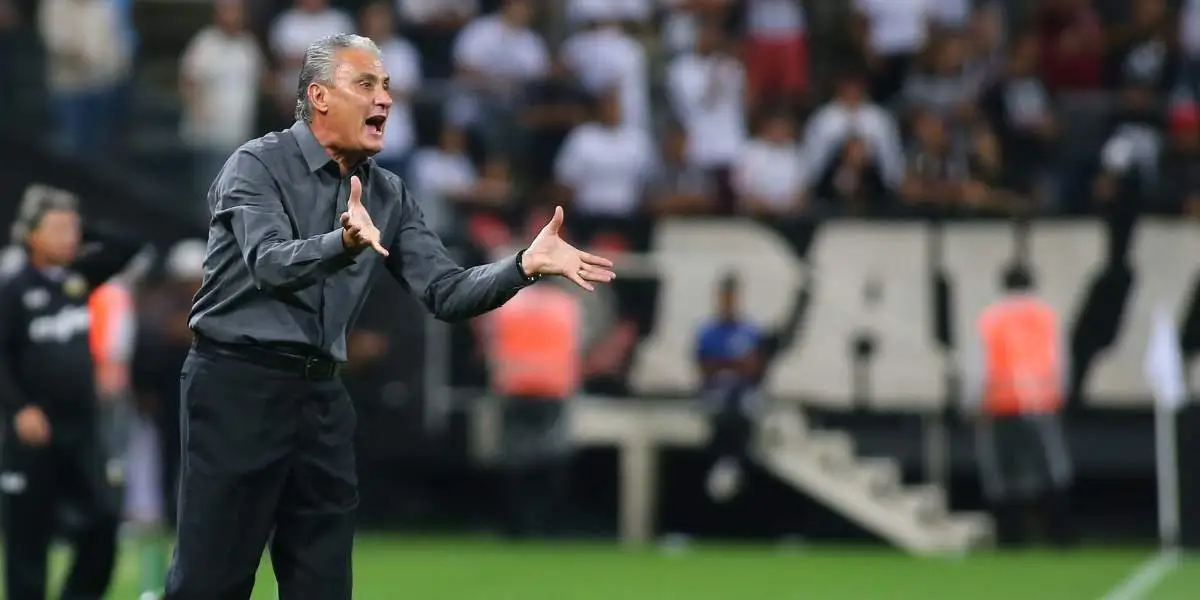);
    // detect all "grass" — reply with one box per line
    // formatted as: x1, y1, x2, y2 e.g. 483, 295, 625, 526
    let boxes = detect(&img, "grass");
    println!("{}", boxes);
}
26, 536, 1200, 599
